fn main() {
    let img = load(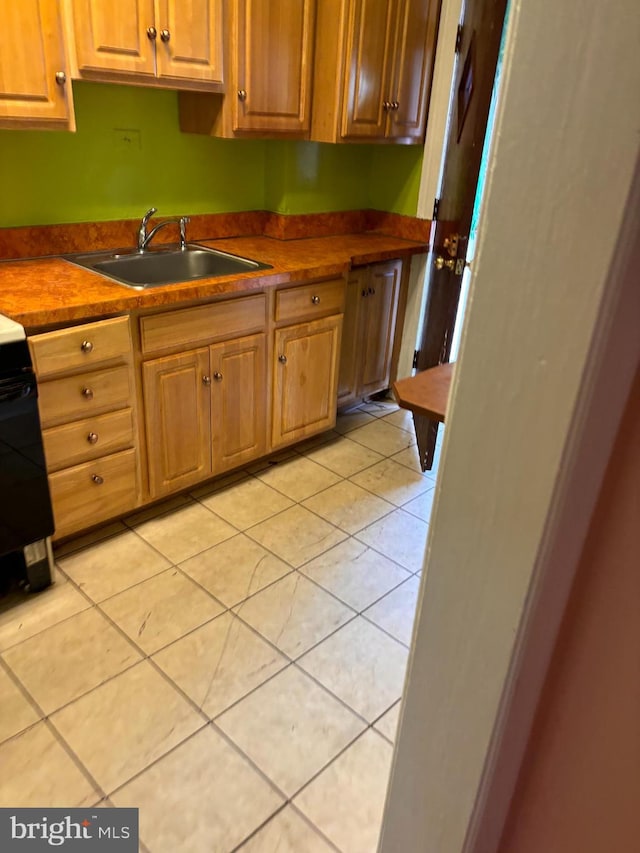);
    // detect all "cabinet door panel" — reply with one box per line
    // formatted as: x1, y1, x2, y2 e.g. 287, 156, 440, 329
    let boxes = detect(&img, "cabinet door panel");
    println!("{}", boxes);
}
358, 260, 401, 396
337, 270, 364, 407
155, 0, 223, 83
210, 333, 266, 474
273, 315, 342, 447
389, 0, 440, 140
235, 0, 315, 132
0, 0, 73, 129
143, 349, 211, 498
72, 0, 156, 76
341, 0, 396, 139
